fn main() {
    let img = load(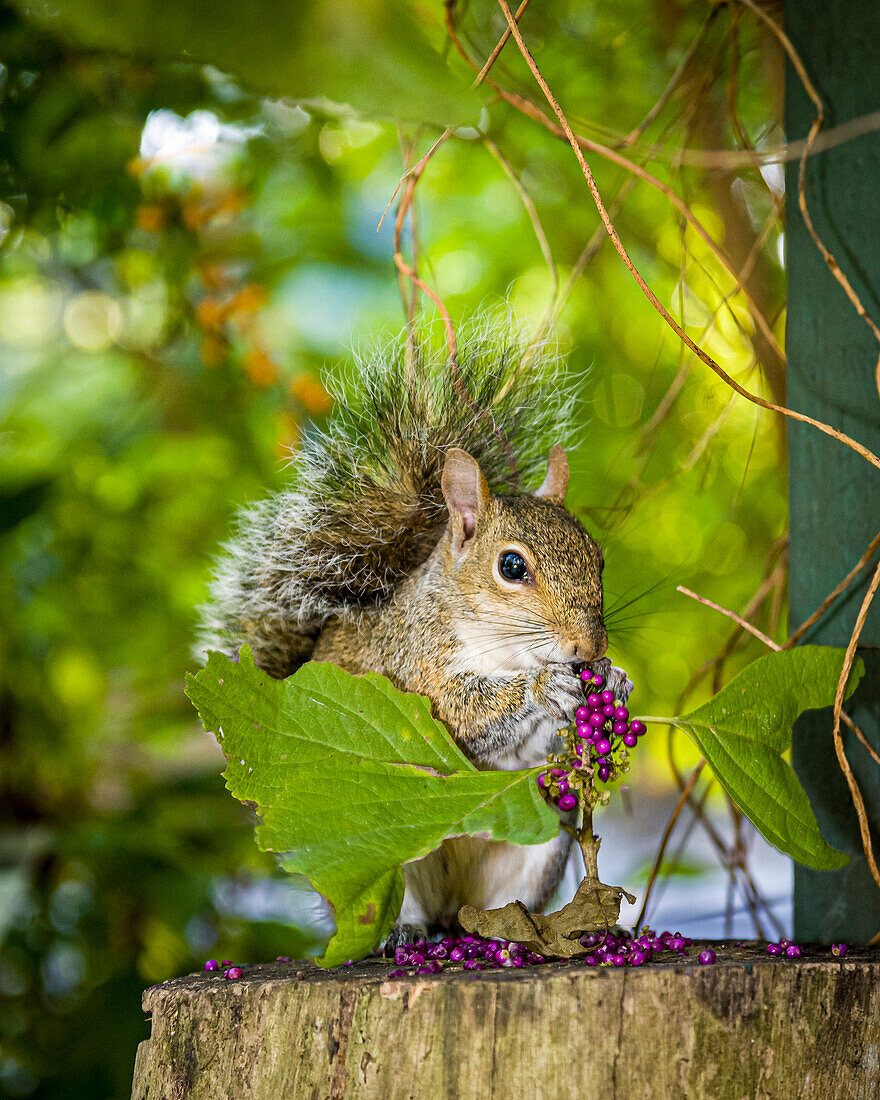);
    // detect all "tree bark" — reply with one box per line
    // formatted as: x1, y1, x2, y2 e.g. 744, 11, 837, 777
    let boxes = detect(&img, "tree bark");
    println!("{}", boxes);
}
132, 947, 880, 1099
